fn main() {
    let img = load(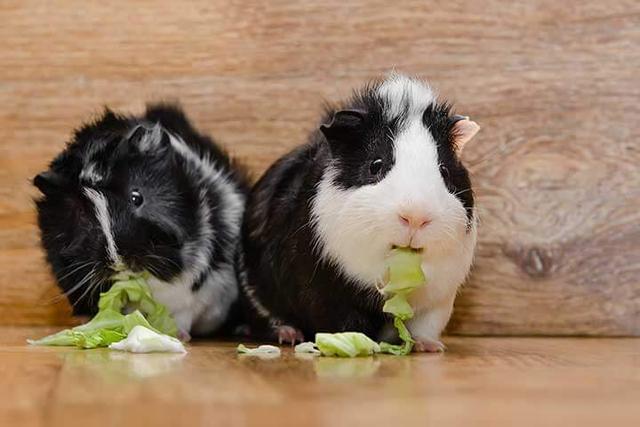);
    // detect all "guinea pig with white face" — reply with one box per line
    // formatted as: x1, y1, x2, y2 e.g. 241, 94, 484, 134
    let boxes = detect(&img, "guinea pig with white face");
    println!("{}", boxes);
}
34, 104, 249, 337
241, 74, 480, 351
